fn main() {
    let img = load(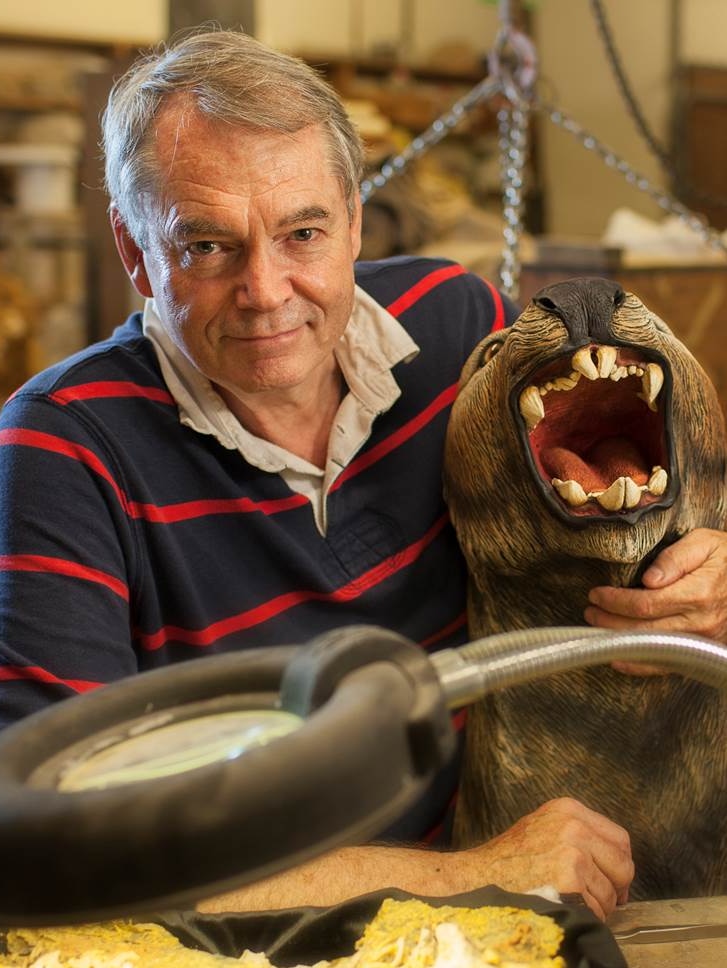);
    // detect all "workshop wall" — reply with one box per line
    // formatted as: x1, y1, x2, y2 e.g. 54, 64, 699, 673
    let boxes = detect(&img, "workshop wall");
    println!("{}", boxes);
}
0, 0, 166, 43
